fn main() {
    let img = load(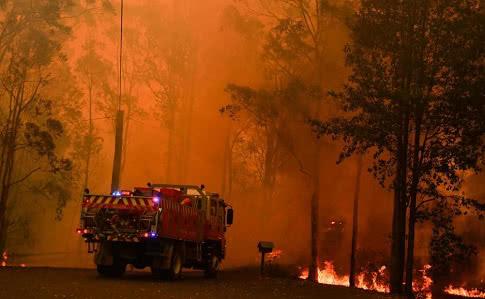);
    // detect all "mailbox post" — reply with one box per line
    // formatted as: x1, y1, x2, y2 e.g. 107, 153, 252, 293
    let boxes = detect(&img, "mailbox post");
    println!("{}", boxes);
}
258, 241, 274, 276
